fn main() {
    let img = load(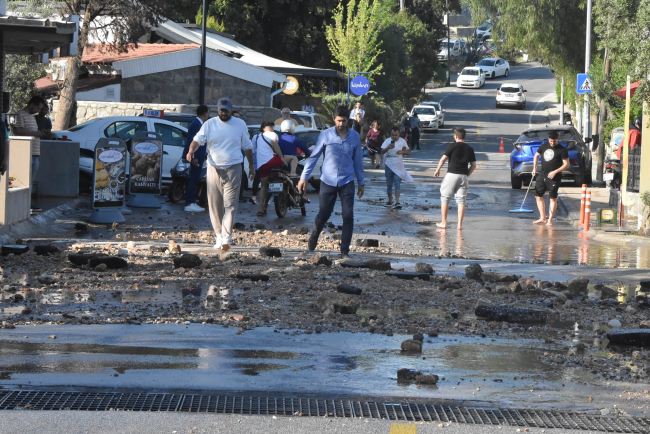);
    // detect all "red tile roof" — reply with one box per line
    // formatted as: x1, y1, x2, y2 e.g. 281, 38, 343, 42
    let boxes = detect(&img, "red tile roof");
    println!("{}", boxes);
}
80, 43, 199, 65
